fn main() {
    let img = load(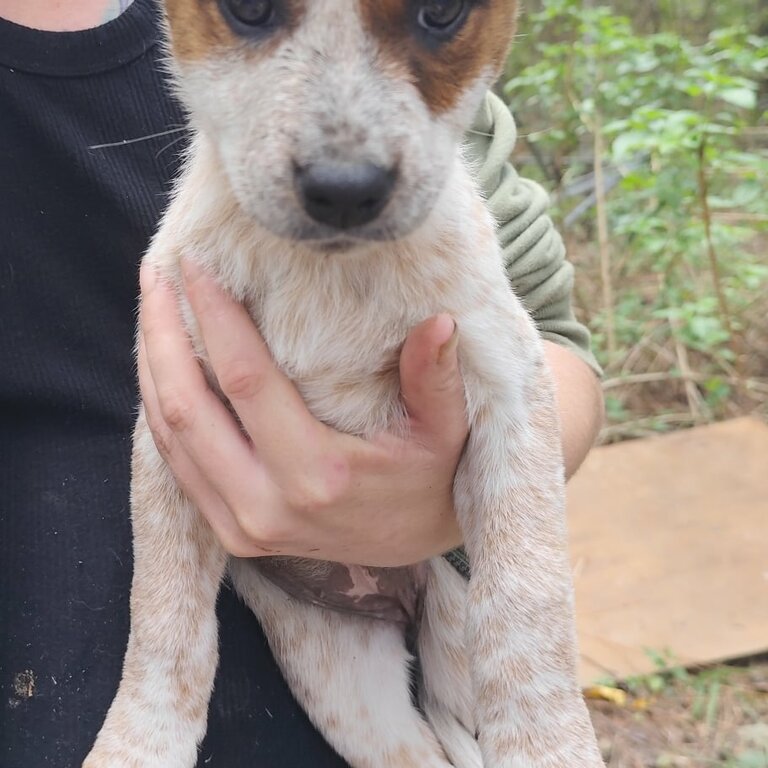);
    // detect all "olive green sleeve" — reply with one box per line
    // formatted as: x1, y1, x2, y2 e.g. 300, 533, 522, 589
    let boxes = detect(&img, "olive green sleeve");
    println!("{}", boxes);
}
463, 92, 602, 377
